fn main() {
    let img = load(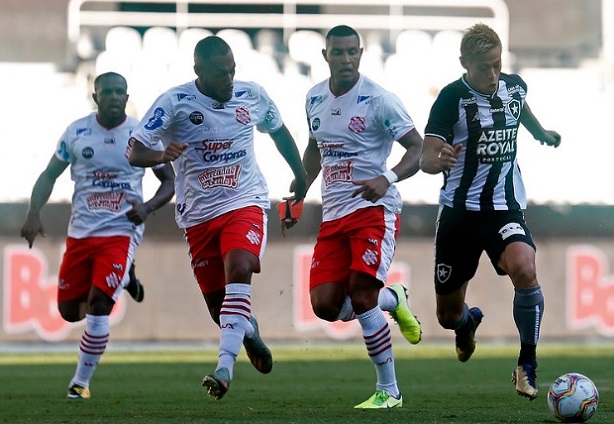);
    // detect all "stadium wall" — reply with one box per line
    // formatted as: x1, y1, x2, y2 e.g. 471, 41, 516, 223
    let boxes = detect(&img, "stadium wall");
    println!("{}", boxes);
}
1, 203, 614, 345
